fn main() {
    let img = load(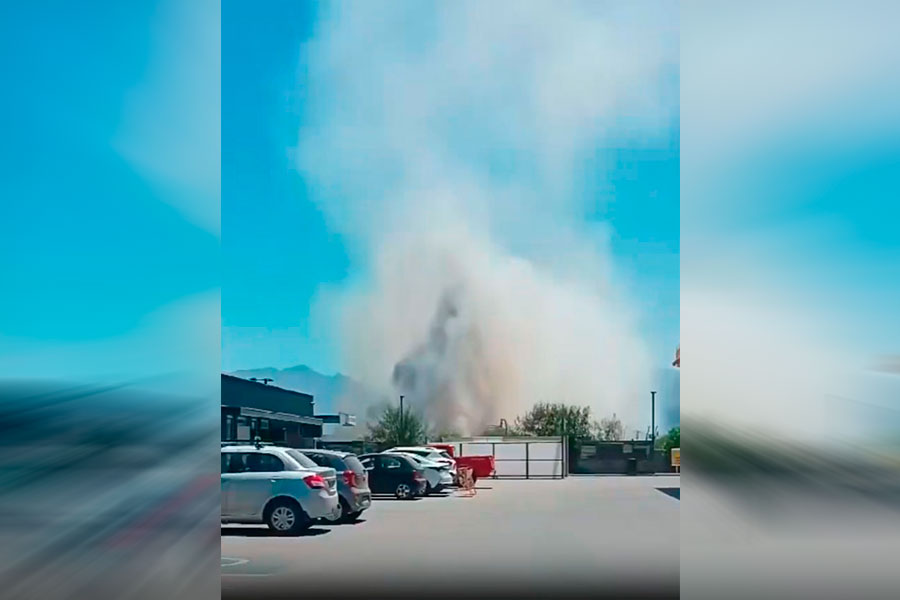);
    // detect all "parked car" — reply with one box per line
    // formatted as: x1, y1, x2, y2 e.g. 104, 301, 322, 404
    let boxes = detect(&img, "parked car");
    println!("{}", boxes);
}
358, 453, 428, 499
426, 443, 455, 457
426, 444, 495, 482
387, 446, 458, 485
392, 452, 453, 494
296, 449, 372, 522
221, 443, 339, 534
385, 446, 457, 480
